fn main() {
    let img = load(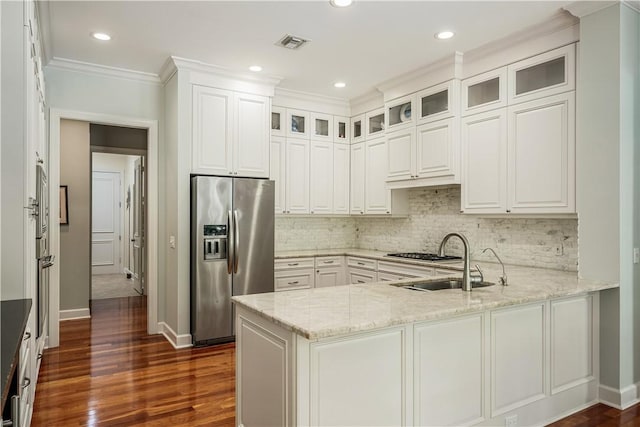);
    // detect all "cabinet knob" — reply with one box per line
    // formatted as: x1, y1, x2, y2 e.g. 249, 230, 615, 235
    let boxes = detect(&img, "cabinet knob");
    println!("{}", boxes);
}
23, 331, 31, 340
360, 211, 364, 214
22, 377, 31, 389
506, 209, 511, 213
